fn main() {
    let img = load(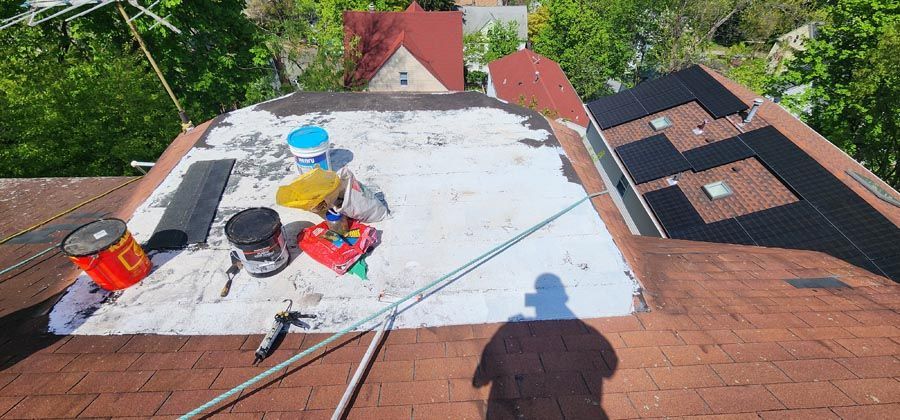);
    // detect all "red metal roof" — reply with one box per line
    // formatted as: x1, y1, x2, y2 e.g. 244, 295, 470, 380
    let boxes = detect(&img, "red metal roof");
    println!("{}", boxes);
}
488, 50, 589, 127
344, 2, 464, 91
